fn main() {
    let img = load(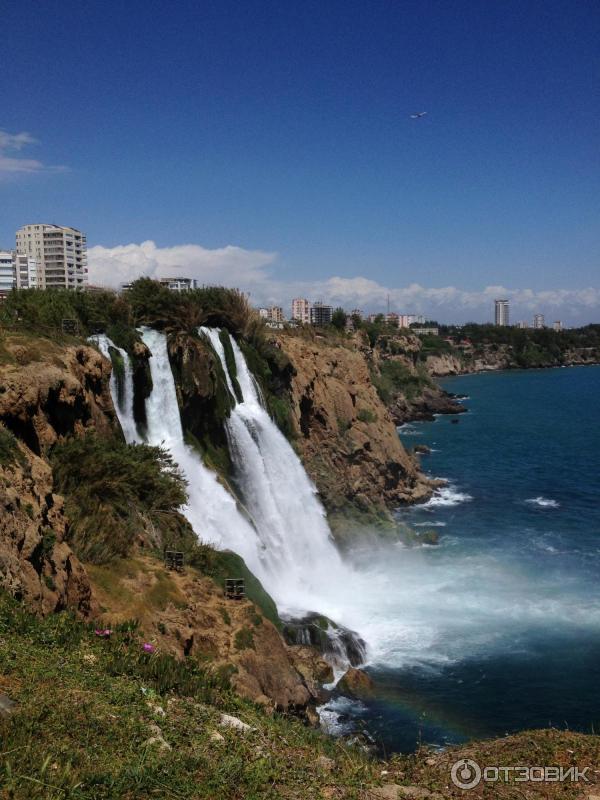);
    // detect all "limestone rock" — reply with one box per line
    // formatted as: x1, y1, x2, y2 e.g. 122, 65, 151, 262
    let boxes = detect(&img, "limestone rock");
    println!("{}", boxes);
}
219, 713, 254, 732
337, 667, 375, 698
0, 693, 17, 718
275, 333, 434, 527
